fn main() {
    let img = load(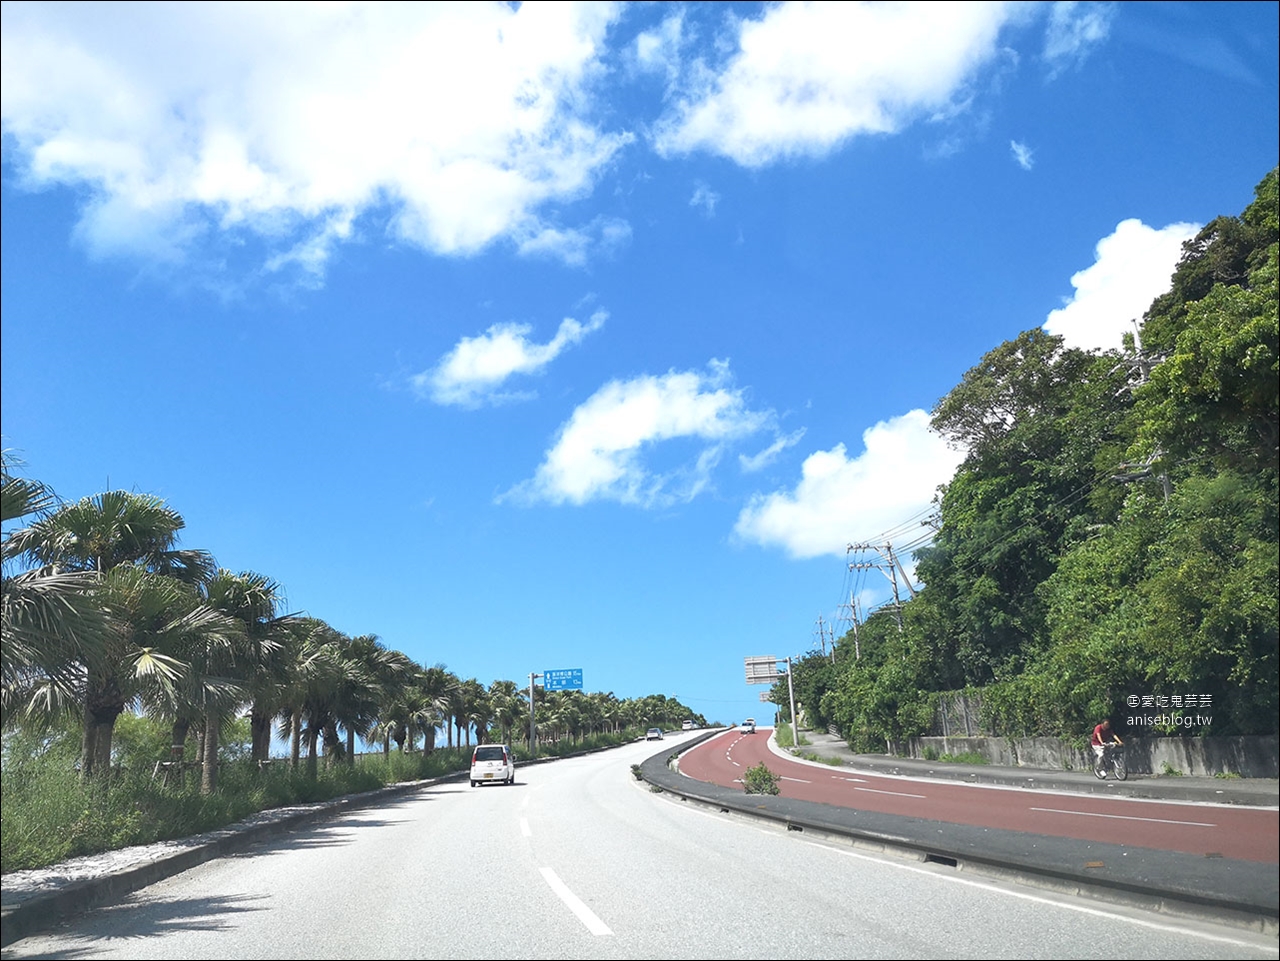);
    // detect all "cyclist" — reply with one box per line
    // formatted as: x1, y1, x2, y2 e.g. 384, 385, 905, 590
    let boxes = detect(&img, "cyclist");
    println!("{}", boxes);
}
1091, 718, 1122, 770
